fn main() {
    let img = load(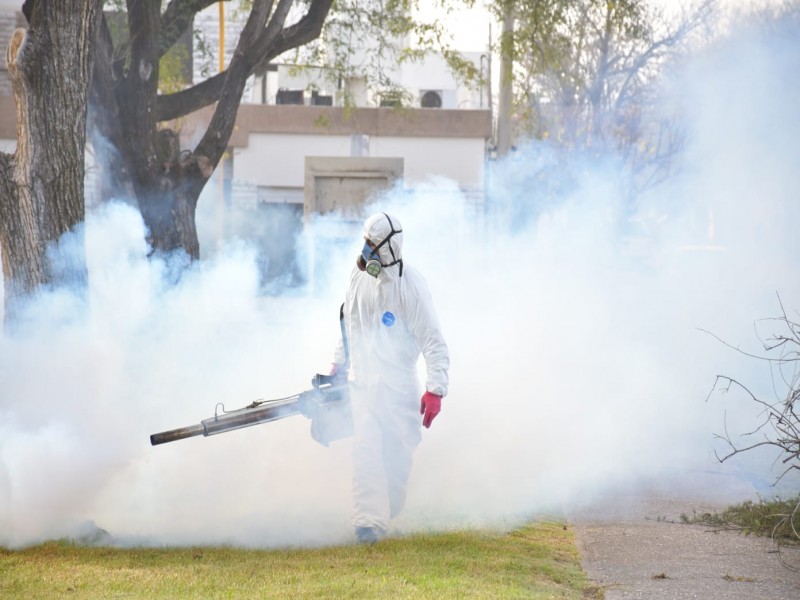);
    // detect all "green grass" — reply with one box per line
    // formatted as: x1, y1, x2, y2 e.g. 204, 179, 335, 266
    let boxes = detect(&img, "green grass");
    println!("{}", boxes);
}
681, 494, 800, 543
0, 522, 600, 599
